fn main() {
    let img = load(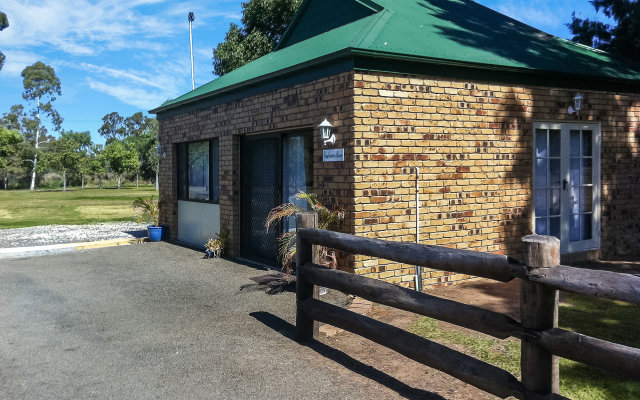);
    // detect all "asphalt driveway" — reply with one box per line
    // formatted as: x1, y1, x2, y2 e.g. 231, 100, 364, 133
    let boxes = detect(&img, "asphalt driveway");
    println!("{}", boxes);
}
0, 243, 429, 400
